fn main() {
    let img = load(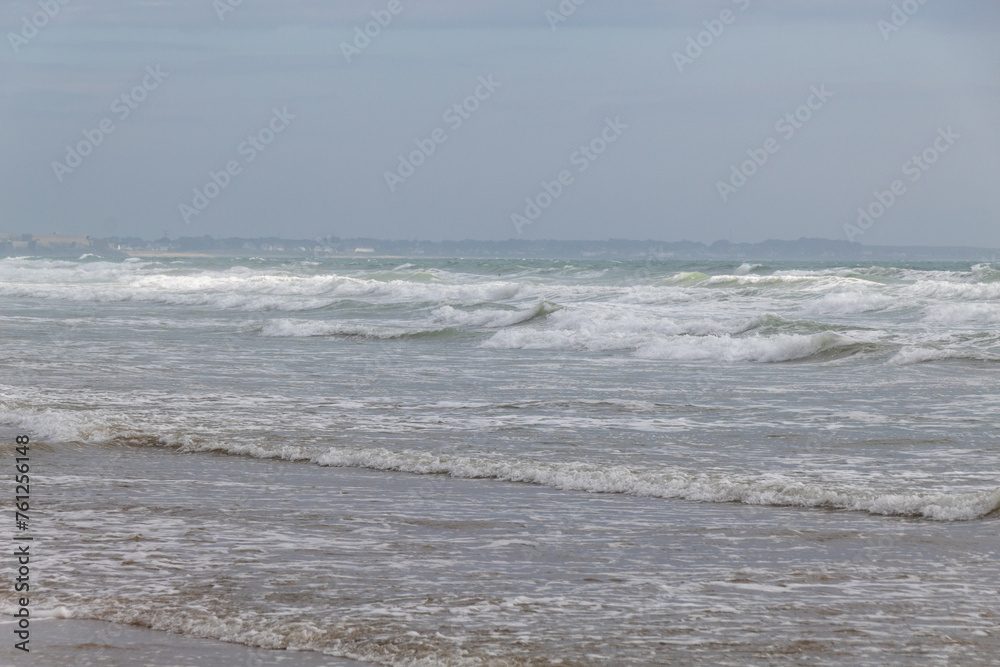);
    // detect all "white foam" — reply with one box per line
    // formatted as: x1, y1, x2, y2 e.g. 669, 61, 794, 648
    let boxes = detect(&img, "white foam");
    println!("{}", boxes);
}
483, 313, 863, 362
149, 435, 1000, 522
802, 291, 898, 316
904, 280, 1000, 301
306, 447, 1000, 521
0, 606, 73, 620
430, 301, 555, 328
923, 302, 1000, 324
0, 406, 102, 443
0, 258, 526, 311
703, 274, 865, 289
635, 332, 862, 362
478, 304, 754, 352
888, 347, 999, 366
260, 319, 435, 339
